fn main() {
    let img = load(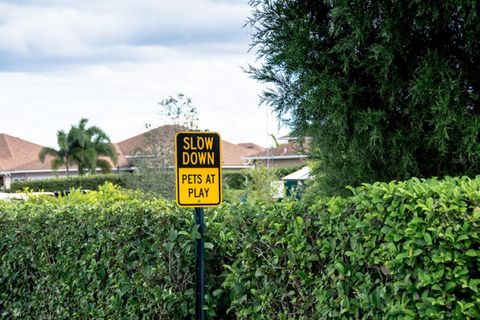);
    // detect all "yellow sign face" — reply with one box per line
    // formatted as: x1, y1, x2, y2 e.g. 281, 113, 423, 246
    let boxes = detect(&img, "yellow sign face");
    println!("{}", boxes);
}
175, 132, 222, 207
